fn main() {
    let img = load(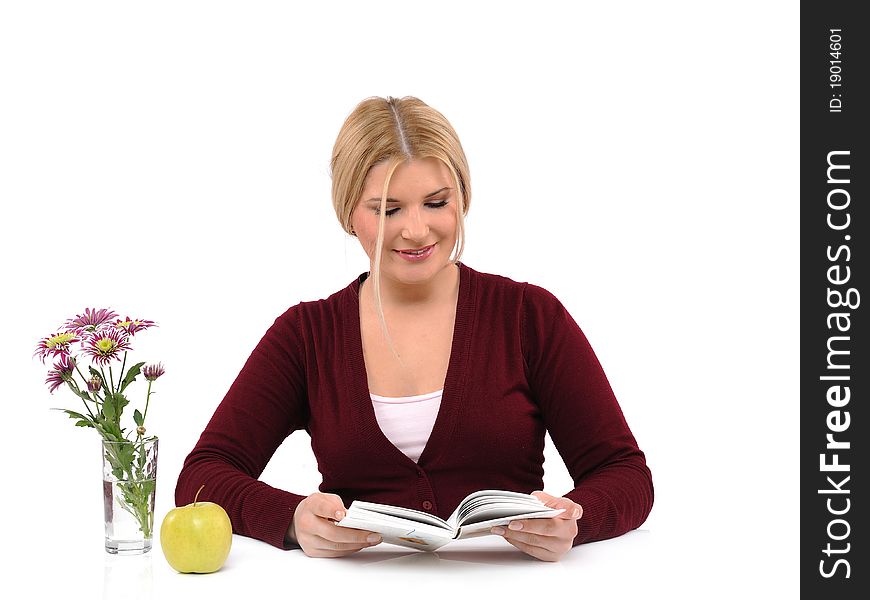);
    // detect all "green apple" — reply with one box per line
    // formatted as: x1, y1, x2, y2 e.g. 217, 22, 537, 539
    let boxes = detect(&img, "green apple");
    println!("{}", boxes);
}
160, 484, 233, 573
